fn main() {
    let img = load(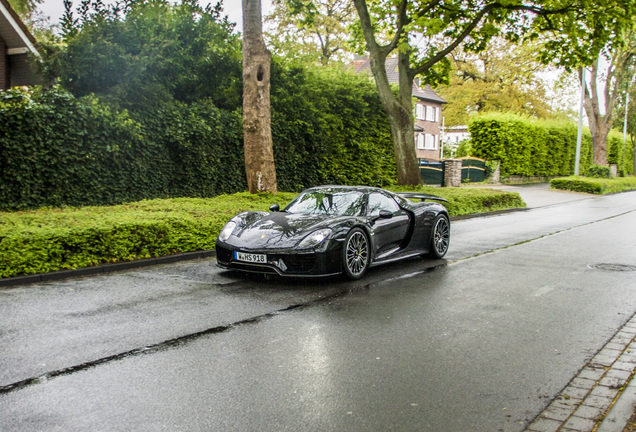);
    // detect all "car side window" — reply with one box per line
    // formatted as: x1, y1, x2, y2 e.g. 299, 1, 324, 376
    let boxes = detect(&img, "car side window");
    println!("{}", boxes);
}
367, 193, 400, 217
